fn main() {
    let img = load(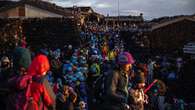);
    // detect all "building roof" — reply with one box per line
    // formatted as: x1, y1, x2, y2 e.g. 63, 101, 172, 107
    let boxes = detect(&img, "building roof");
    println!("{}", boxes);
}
65, 6, 105, 18
151, 16, 195, 31
0, 1, 17, 8
65, 6, 94, 13
79, 7, 93, 12
105, 15, 143, 22
0, 0, 73, 17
